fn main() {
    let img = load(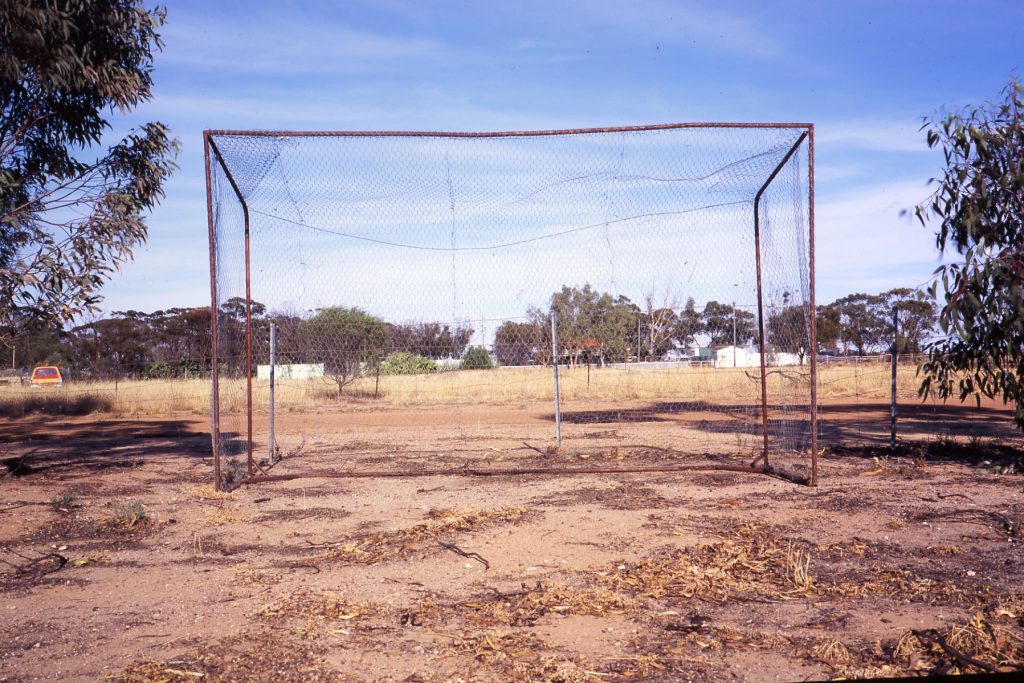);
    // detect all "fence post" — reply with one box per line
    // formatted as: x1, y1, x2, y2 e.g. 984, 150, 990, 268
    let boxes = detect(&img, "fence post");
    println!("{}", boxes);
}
269, 322, 277, 465
890, 305, 897, 450
551, 309, 561, 446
